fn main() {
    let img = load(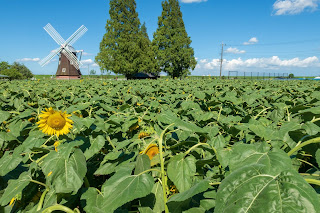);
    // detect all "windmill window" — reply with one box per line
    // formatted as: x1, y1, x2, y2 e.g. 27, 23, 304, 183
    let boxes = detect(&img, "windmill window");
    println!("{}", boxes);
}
62, 68, 66, 72
70, 61, 73, 65
59, 61, 61, 65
